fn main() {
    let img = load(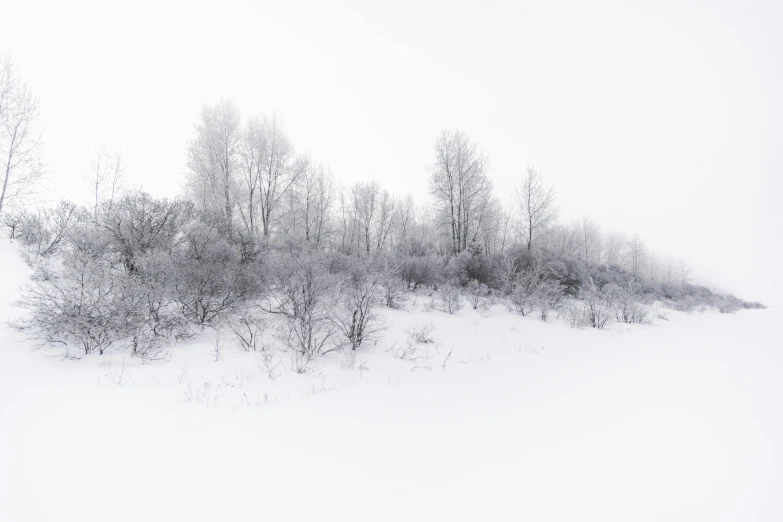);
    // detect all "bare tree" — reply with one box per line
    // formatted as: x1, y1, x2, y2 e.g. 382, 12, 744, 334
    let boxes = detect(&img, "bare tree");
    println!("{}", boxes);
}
0, 55, 44, 215
84, 145, 125, 218
394, 192, 416, 251
333, 266, 384, 350
478, 197, 511, 255
518, 167, 557, 252
337, 184, 359, 255
353, 180, 379, 255
429, 130, 492, 254
603, 232, 626, 266
679, 259, 692, 286
627, 233, 647, 279
270, 254, 339, 361
665, 258, 676, 285
257, 115, 297, 238
293, 160, 335, 245
186, 98, 242, 238
237, 116, 266, 239
543, 221, 581, 258
374, 189, 395, 252
581, 214, 601, 263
